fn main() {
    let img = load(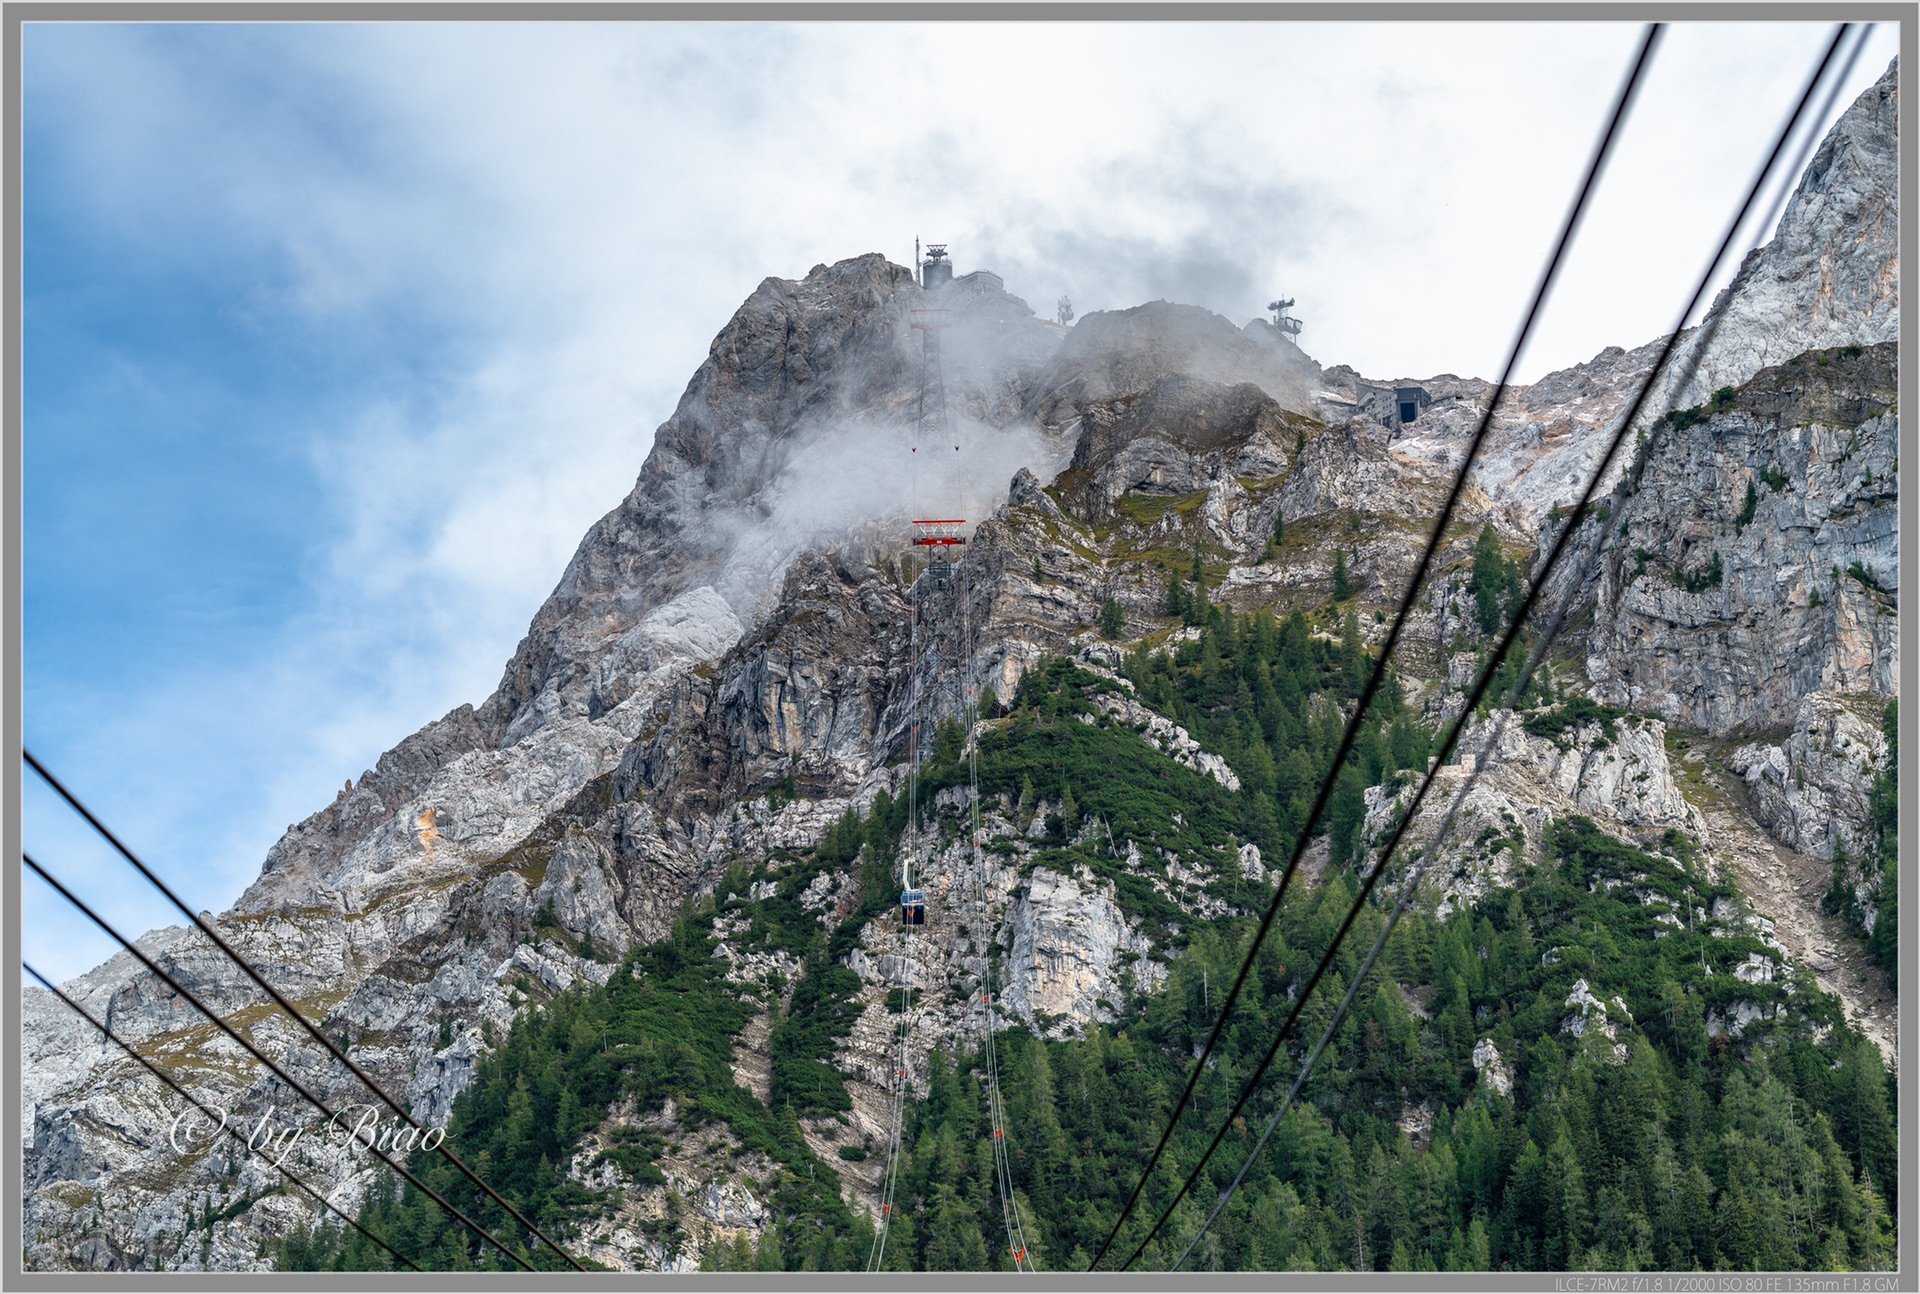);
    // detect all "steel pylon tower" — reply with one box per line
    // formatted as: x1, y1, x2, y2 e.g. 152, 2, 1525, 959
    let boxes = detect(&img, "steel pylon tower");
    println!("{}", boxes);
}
906, 306, 968, 761
874, 299, 1037, 1272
